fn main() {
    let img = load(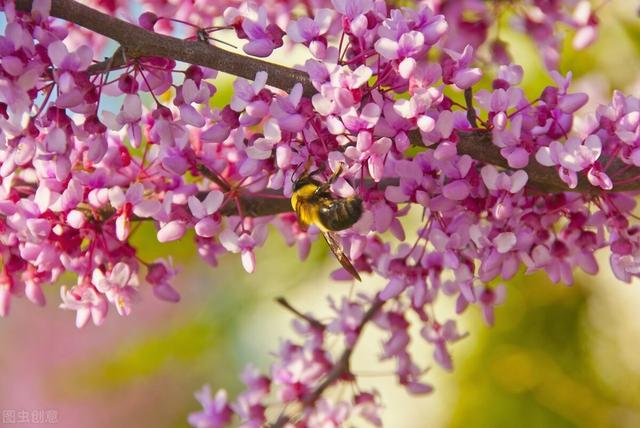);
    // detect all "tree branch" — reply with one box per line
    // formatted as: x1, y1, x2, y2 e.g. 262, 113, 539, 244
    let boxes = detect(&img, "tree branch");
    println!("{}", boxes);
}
275, 297, 326, 330
271, 296, 386, 428
15, 0, 640, 195
15, 0, 313, 94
